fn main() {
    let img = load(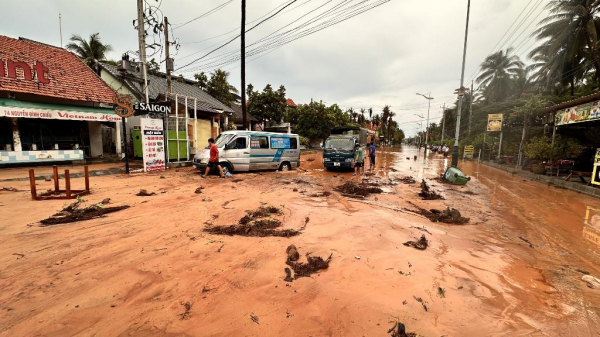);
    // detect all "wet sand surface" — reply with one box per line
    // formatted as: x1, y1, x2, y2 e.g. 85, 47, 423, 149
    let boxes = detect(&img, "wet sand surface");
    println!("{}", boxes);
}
0, 146, 599, 336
